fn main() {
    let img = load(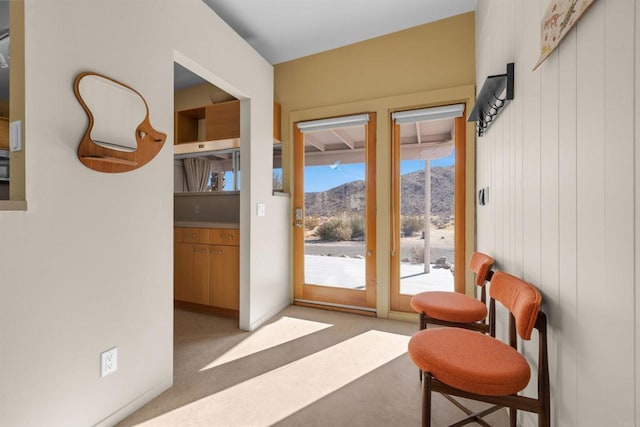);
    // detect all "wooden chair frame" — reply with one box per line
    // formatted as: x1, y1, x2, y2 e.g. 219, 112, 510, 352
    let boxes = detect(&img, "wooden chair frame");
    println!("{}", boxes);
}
421, 302, 550, 427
